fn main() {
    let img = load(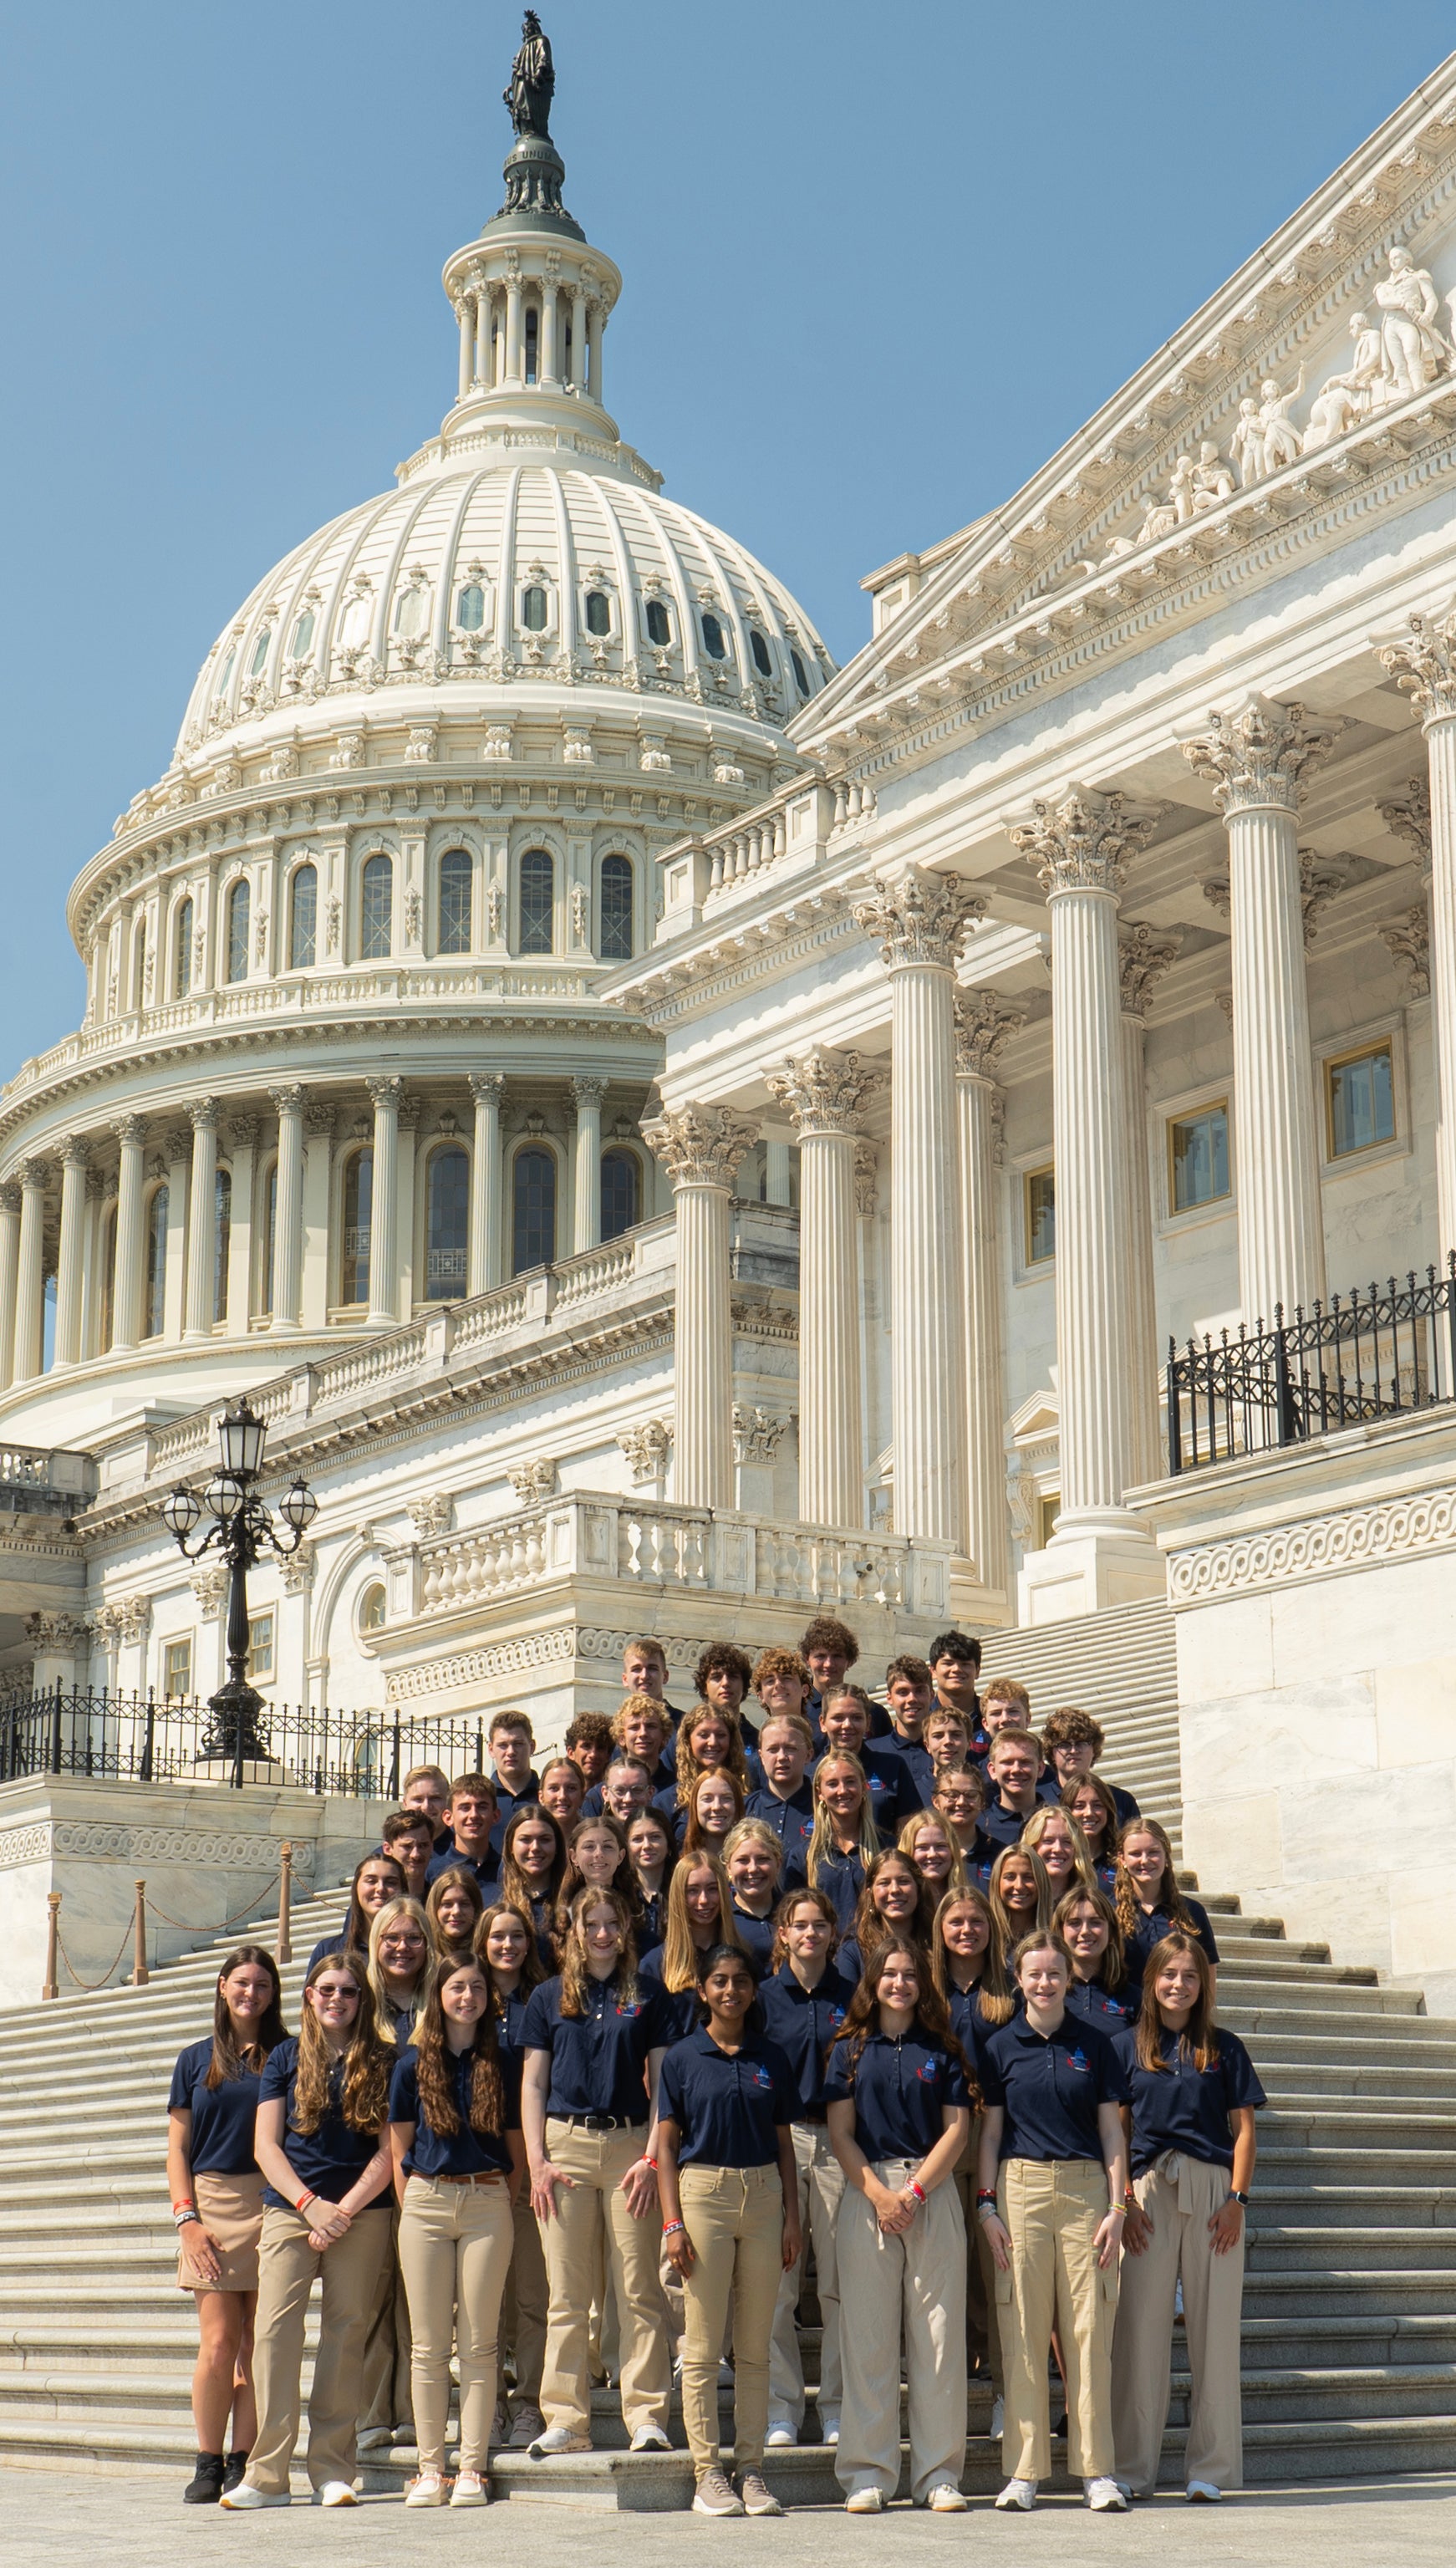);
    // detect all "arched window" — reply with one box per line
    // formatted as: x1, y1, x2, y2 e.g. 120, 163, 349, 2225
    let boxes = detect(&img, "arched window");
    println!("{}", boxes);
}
512, 1148, 556, 1273
599, 853, 634, 962
361, 853, 393, 960
247, 628, 272, 677
437, 849, 472, 955
175, 898, 193, 998
456, 582, 485, 630
358, 1582, 386, 1637
393, 583, 427, 637
791, 647, 810, 696
145, 1185, 169, 1338
750, 627, 772, 677
288, 864, 317, 970
213, 1169, 232, 1325
519, 848, 554, 955
216, 646, 237, 700
289, 607, 315, 657
524, 305, 539, 383
425, 1145, 470, 1300
99, 1205, 117, 1351
600, 1149, 639, 1244
342, 1148, 374, 1304
521, 584, 547, 632
133, 918, 148, 1011
701, 611, 727, 661
258, 1162, 277, 1317
585, 590, 611, 637
227, 879, 250, 983
646, 599, 670, 647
